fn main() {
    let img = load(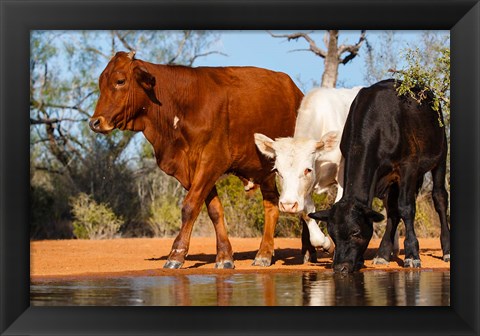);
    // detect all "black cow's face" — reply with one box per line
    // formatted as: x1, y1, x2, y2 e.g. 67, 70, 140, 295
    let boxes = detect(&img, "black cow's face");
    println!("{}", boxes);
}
89, 51, 156, 134
309, 200, 384, 273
